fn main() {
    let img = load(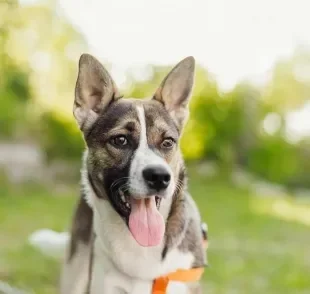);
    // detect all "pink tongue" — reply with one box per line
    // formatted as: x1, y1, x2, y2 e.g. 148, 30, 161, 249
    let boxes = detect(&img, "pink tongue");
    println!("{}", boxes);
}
129, 197, 165, 247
